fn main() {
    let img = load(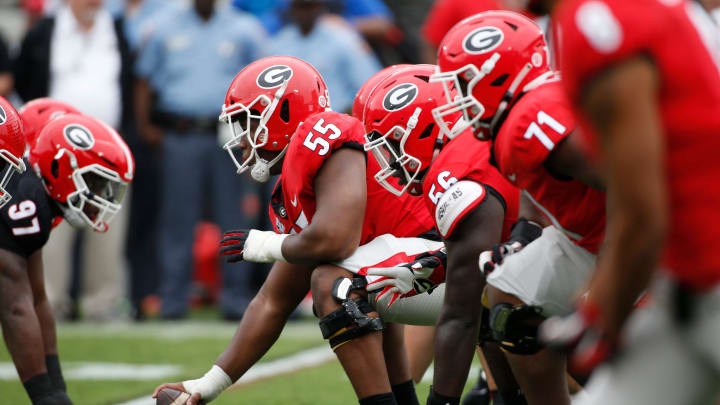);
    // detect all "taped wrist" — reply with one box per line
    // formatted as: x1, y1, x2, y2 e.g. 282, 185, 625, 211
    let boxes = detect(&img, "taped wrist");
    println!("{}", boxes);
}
319, 298, 384, 351
489, 303, 545, 355
242, 230, 287, 262
508, 219, 542, 247
45, 355, 66, 392
182, 364, 232, 402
